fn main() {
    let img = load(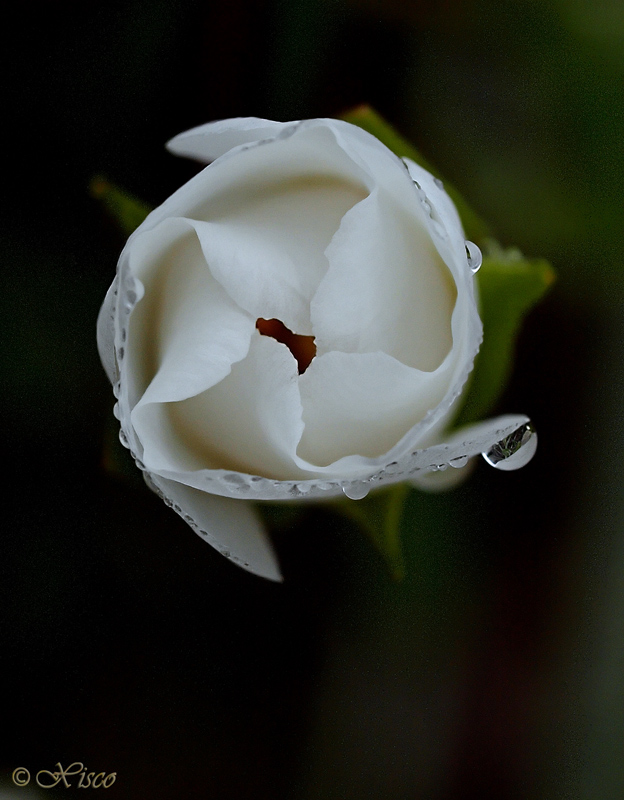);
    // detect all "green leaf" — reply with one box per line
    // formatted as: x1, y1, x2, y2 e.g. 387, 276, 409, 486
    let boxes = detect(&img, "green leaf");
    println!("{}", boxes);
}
90, 176, 153, 236
340, 104, 491, 243
332, 483, 411, 580
453, 242, 556, 426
